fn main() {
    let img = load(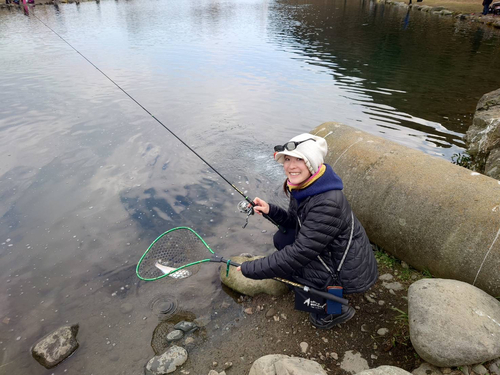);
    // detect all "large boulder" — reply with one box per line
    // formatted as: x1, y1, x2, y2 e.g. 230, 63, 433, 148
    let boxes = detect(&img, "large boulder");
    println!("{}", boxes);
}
219, 255, 289, 297
31, 324, 79, 369
408, 278, 500, 367
465, 88, 500, 179
249, 354, 328, 375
